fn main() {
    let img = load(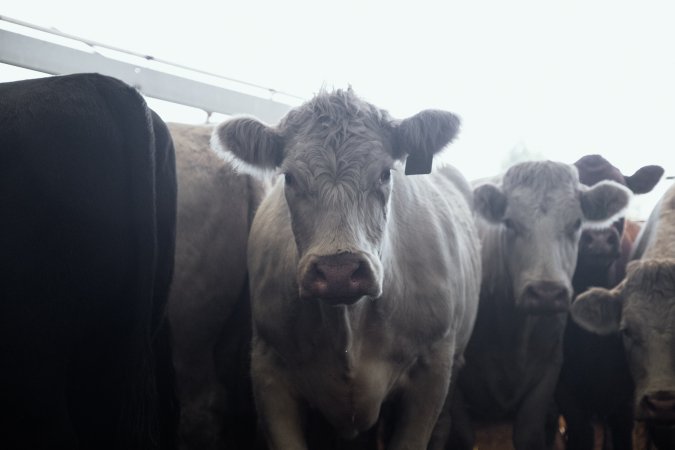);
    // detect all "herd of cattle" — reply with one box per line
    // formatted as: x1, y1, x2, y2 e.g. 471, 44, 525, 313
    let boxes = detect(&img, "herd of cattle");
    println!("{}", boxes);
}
1, 73, 674, 450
